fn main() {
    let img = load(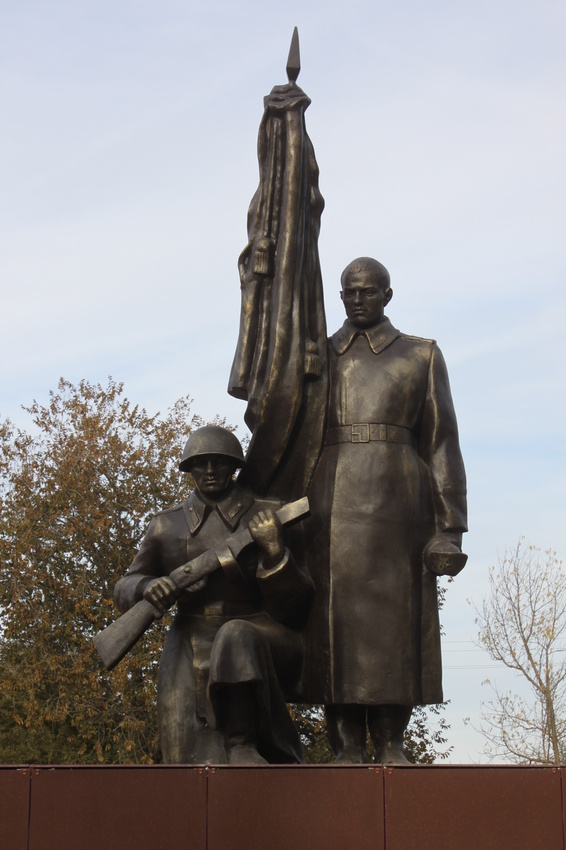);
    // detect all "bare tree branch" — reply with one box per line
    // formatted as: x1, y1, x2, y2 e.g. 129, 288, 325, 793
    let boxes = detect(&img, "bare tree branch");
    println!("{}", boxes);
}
470, 539, 565, 764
